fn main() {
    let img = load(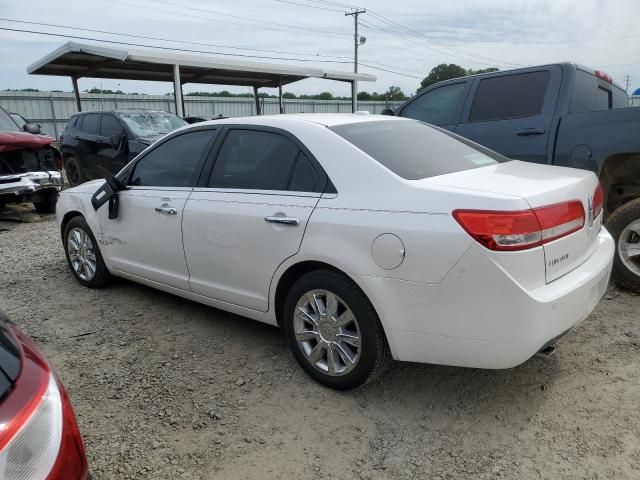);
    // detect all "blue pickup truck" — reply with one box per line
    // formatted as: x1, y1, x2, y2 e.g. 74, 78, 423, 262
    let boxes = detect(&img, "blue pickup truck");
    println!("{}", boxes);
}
391, 62, 640, 292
